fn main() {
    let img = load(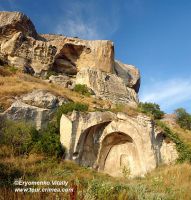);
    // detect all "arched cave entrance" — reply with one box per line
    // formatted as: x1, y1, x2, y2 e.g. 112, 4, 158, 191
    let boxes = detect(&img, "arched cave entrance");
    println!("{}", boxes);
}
74, 122, 111, 167
98, 132, 141, 177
